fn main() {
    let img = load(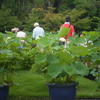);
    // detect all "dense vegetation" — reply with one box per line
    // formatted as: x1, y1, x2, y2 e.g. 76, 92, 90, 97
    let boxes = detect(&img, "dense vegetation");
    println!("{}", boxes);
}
0, 1, 100, 99
0, 0, 100, 33
0, 25, 100, 99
